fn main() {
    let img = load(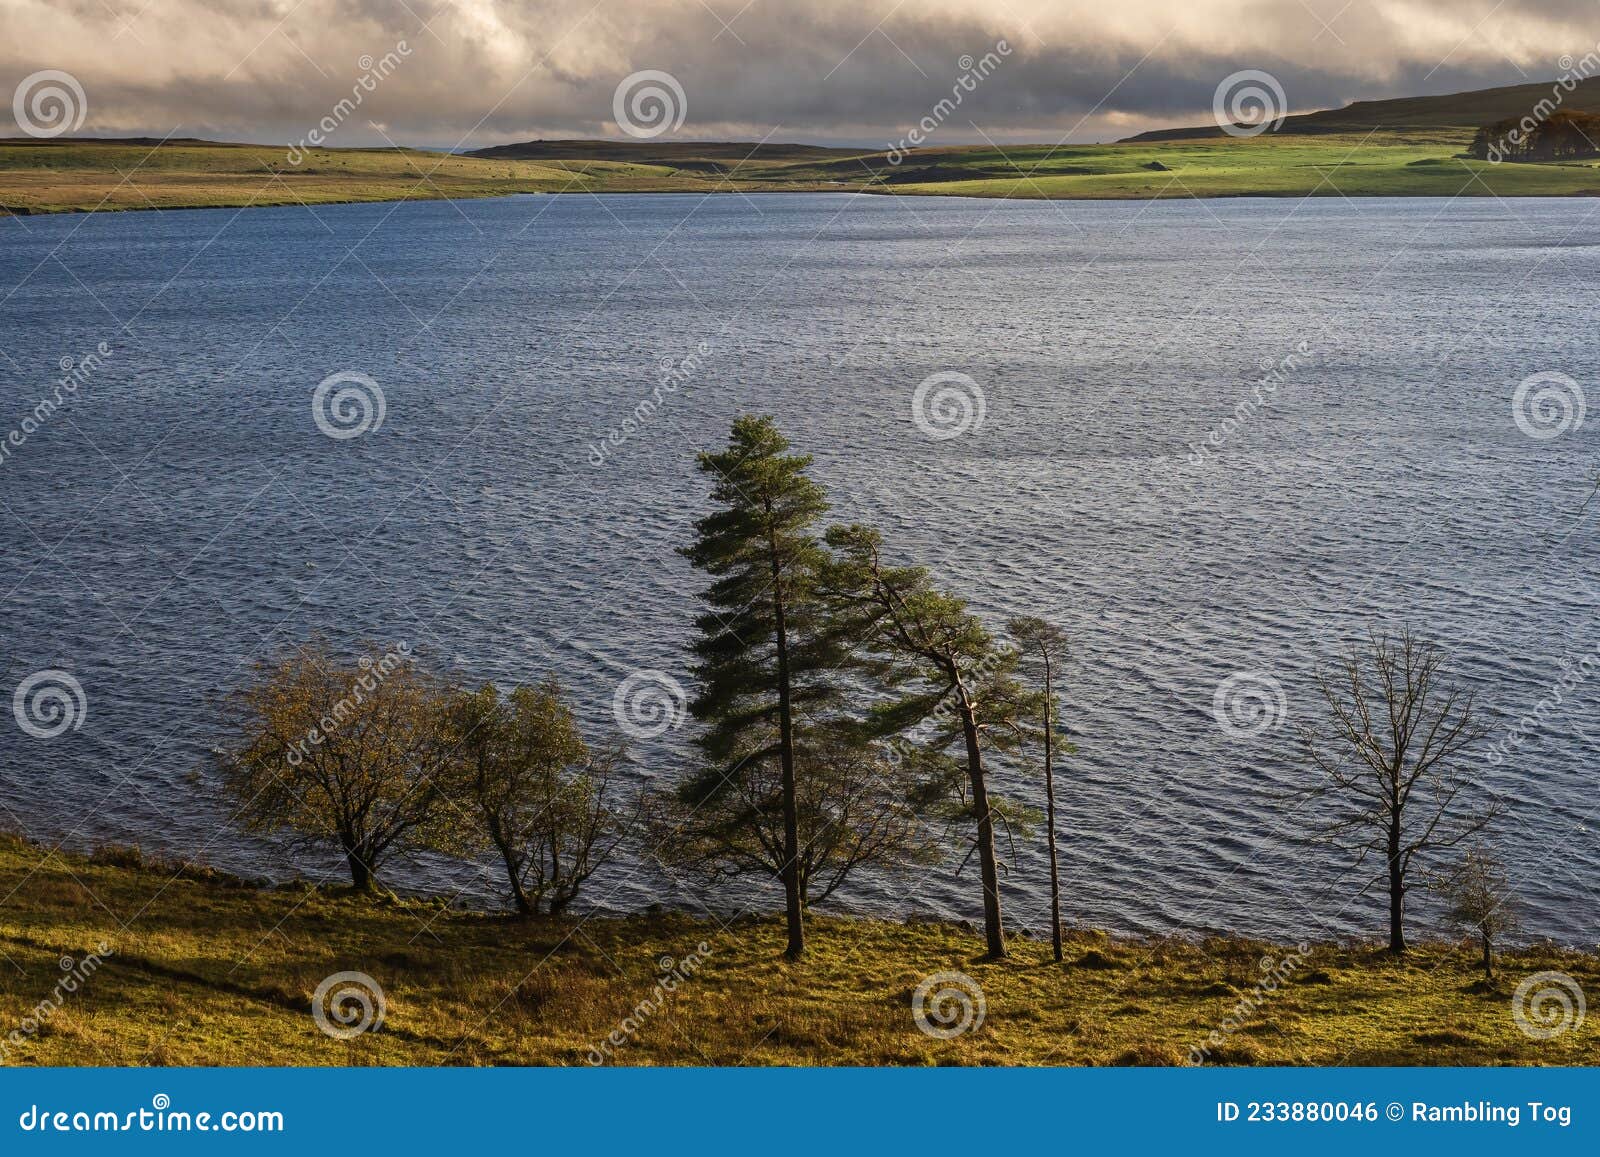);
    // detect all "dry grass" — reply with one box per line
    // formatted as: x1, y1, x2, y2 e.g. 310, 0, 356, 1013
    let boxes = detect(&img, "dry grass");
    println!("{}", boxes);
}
0, 836, 1593, 1066
0, 140, 769, 214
